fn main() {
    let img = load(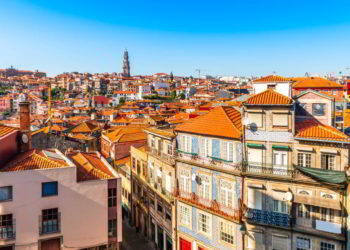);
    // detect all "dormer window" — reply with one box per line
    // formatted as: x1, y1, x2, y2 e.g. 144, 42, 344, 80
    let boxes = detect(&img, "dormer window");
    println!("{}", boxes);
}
312, 103, 325, 116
